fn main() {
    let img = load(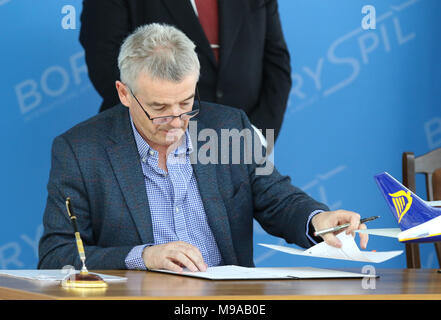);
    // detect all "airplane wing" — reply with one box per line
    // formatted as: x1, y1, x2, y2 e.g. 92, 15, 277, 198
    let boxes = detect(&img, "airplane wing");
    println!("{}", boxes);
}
427, 200, 441, 207
355, 228, 401, 238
